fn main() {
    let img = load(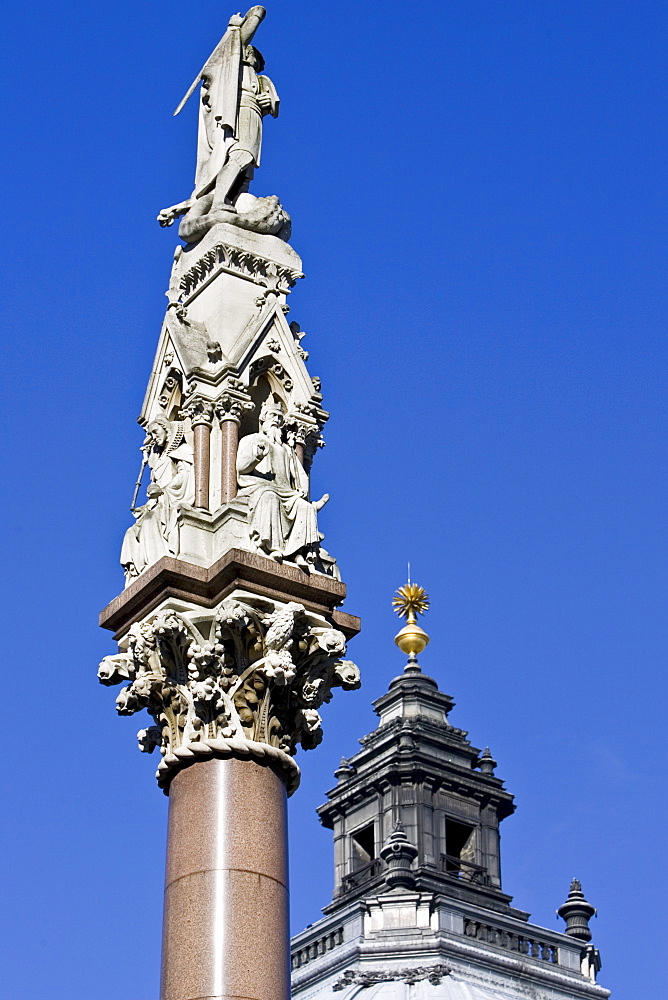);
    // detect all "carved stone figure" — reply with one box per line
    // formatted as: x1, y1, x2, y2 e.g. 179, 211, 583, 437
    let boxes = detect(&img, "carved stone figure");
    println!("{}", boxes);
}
98, 594, 361, 790
237, 396, 329, 567
121, 416, 195, 581
158, 6, 290, 243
